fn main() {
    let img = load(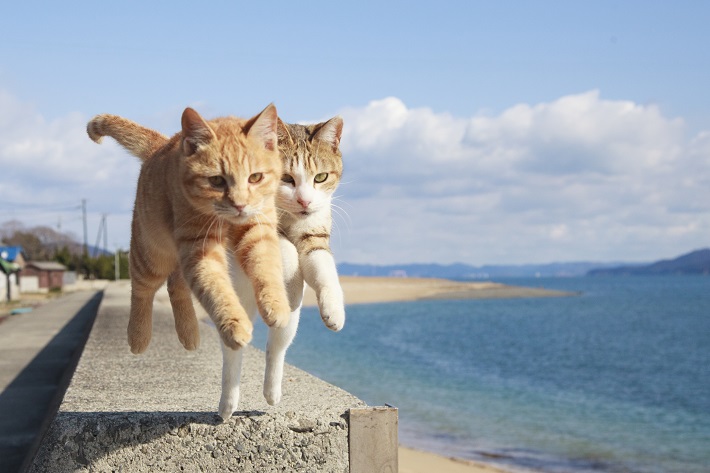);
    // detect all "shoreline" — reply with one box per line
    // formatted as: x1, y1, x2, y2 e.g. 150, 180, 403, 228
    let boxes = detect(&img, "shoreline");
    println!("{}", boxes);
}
399, 446, 516, 473
303, 275, 567, 473
303, 275, 573, 307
